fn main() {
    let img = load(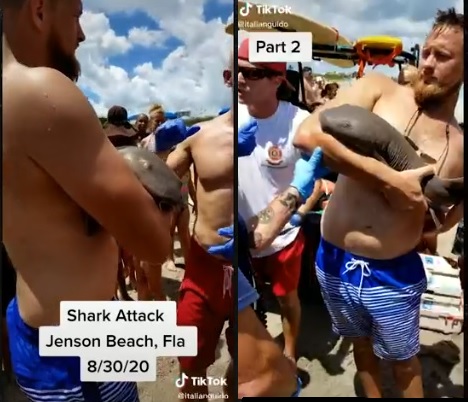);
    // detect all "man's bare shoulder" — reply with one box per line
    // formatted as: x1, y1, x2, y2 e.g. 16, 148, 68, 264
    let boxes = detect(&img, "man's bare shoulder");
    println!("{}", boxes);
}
195, 113, 232, 139
9, 66, 85, 102
6, 67, 97, 143
353, 72, 398, 97
358, 71, 396, 87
